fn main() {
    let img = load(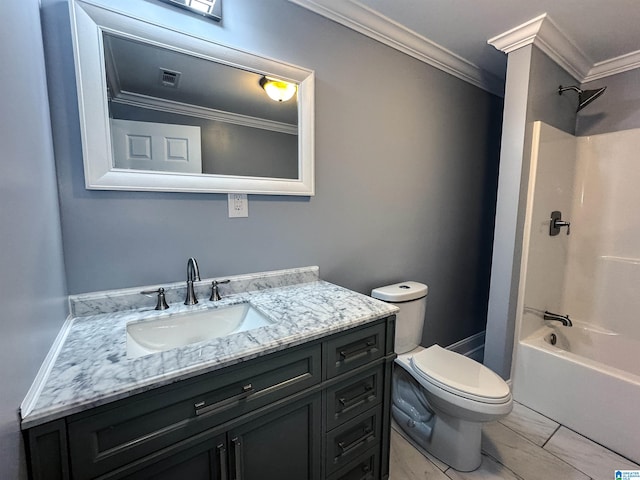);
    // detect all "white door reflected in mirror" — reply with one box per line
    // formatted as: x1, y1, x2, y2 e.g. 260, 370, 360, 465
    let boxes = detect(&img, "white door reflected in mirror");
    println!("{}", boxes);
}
110, 119, 202, 173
